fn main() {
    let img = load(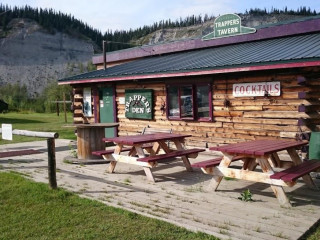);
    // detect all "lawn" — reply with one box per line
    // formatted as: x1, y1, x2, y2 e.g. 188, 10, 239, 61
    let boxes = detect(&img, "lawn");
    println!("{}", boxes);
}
0, 172, 218, 240
0, 112, 76, 144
